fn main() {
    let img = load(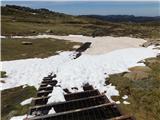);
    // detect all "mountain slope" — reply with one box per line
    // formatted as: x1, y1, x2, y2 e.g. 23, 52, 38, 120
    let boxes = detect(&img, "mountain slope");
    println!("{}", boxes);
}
1, 5, 160, 39
81, 15, 160, 23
